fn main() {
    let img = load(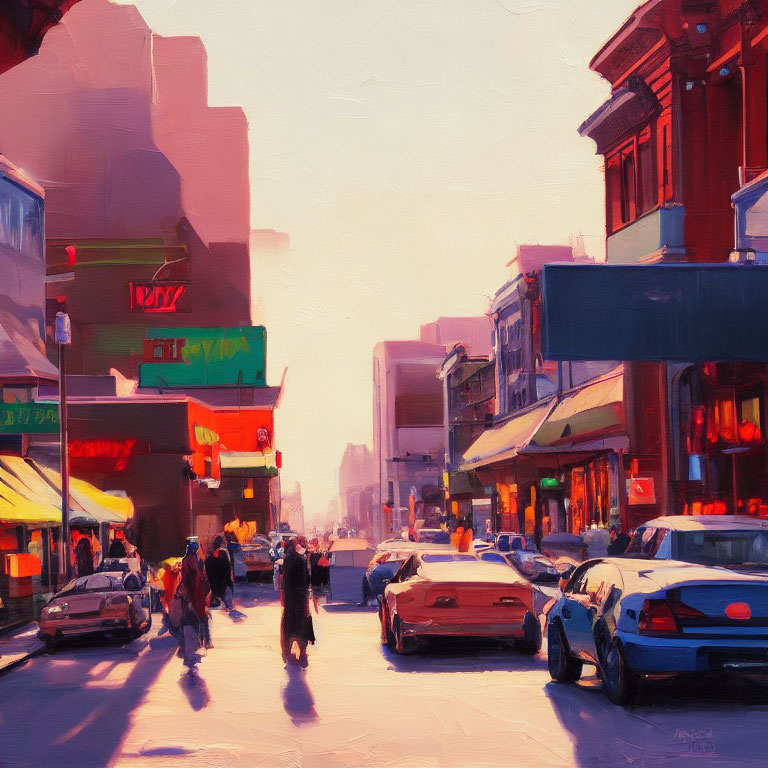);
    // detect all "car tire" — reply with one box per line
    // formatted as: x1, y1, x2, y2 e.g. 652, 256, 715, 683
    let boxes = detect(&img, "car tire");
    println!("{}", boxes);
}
381, 605, 396, 649
597, 630, 635, 706
547, 620, 582, 682
393, 615, 415, 655
515, 612, 543, 654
